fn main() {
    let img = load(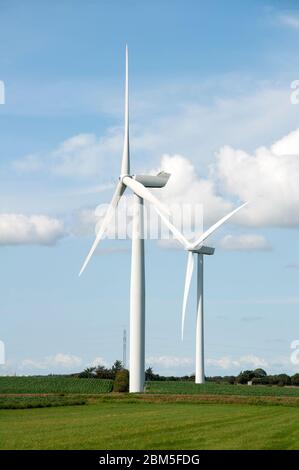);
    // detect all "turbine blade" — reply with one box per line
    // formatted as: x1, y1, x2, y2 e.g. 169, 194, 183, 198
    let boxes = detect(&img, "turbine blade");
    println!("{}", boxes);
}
191, 201, 248, 250
123, 176, 170, 215
79, 181, 126, 276
121, 45, 130, 176
154, 207, 190, 249
182, 252, 195, 340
